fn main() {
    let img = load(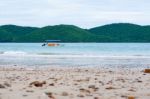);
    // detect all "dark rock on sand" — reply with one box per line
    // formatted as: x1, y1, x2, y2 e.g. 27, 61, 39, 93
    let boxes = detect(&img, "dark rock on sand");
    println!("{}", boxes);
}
88, 85, 96, 89
94, 97, 99, 99
144, 69, 150, 73
45, 92, 55, 99
79, 88, 90, 94
30, 81, 46, 87
0, 84, 5, 88
4, 82, 11, 87
105, 86, 116, 90
49, 83, 55, 86
77, 94, 84, 97
88, 85, 99, 91
61, 92, 69, 96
